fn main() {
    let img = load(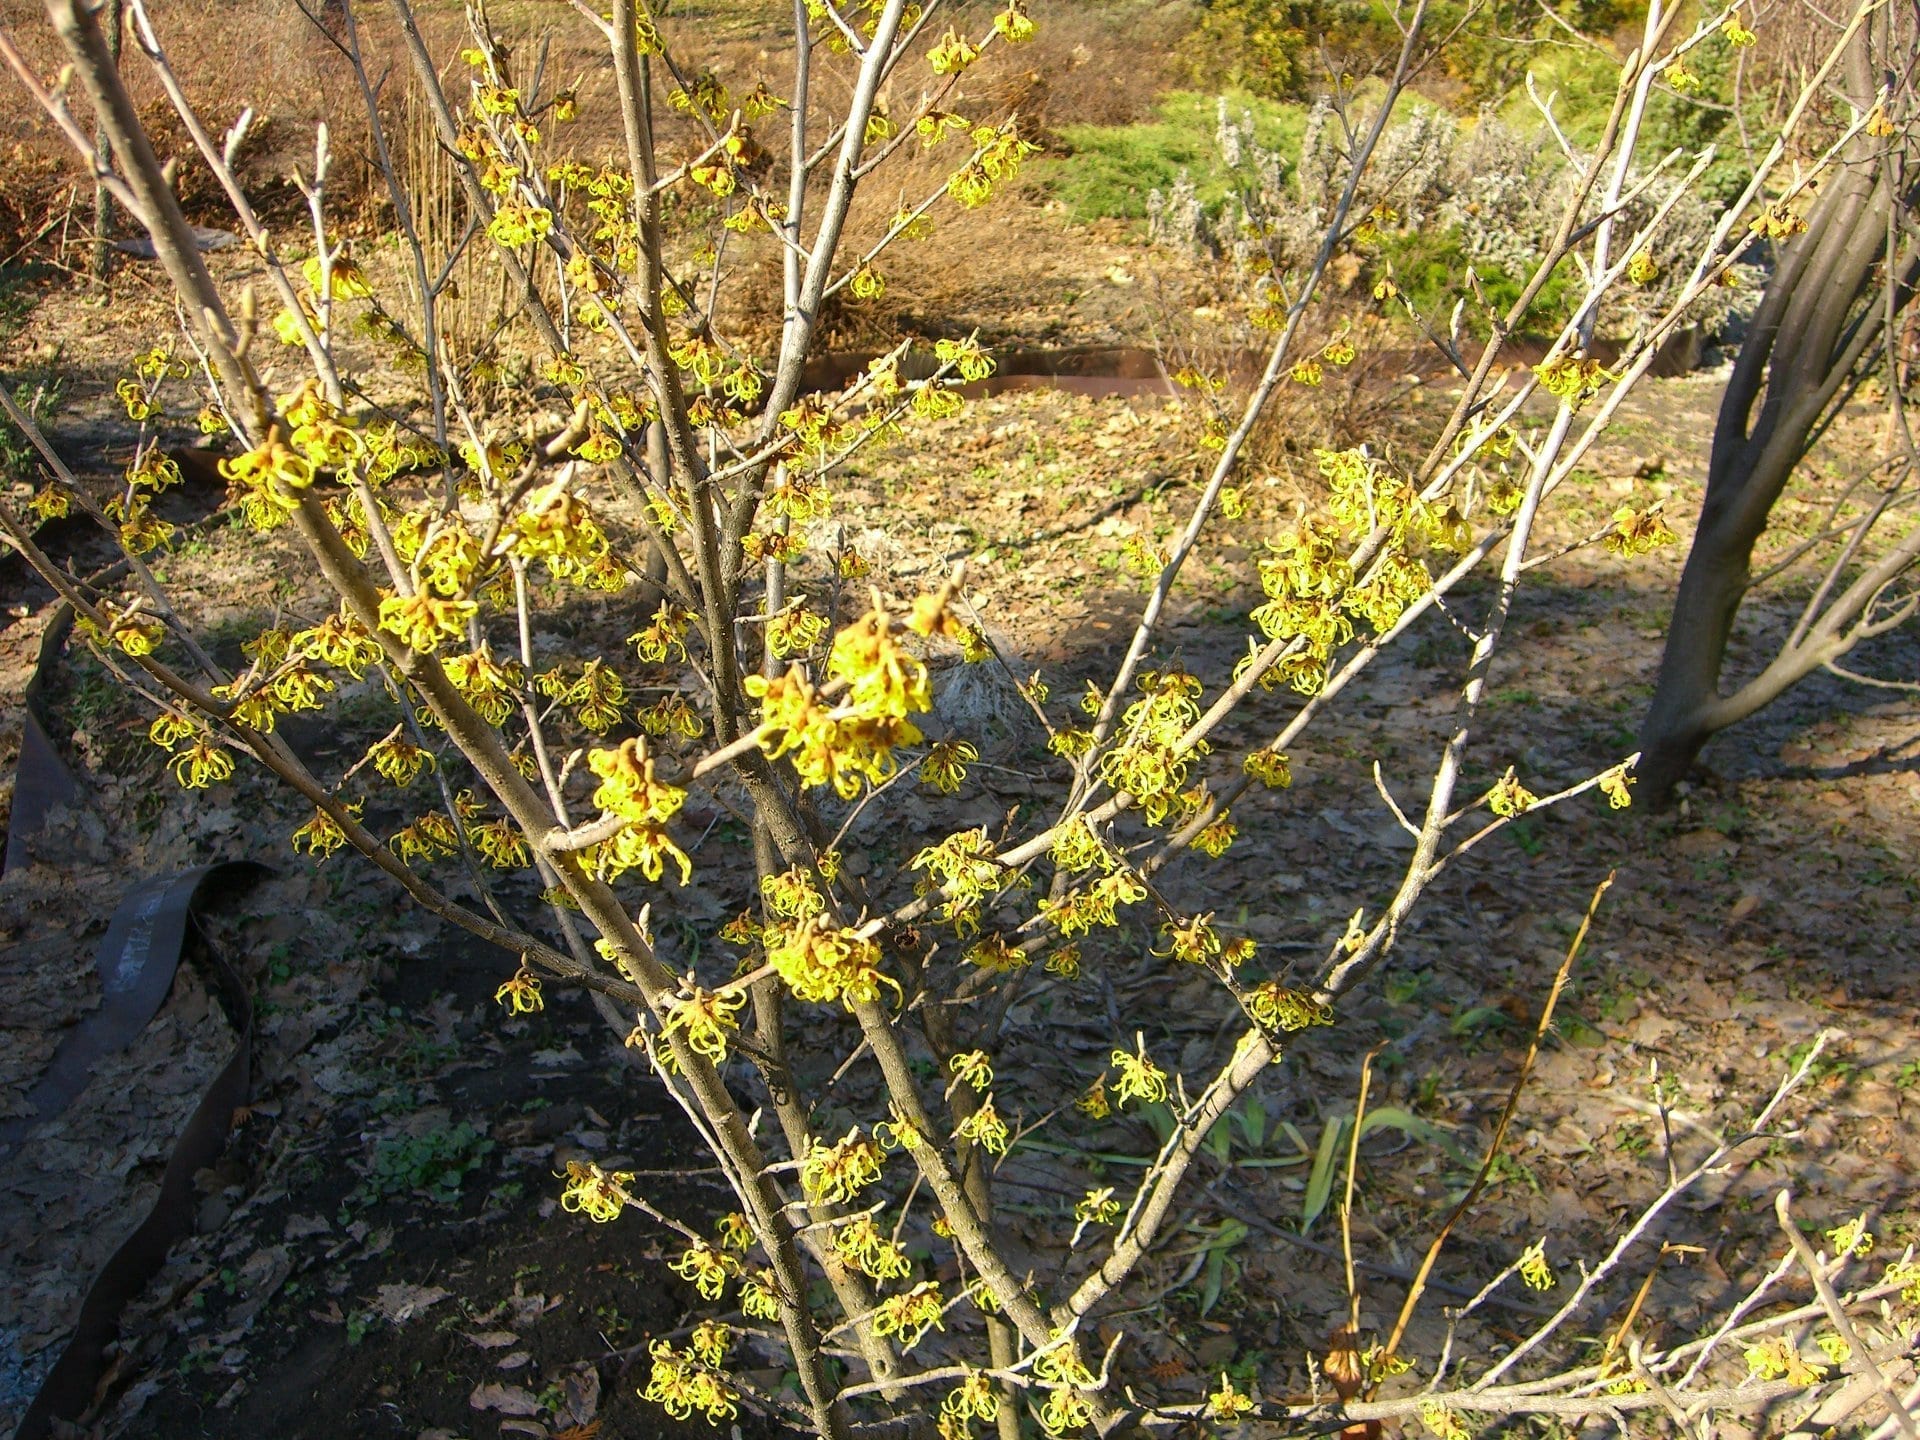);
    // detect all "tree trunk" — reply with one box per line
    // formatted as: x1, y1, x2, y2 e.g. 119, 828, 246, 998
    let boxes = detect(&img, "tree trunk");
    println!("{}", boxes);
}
1638, 41, 1919, 802
1637, 489, 1772, 798
88, 0, 122, 282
